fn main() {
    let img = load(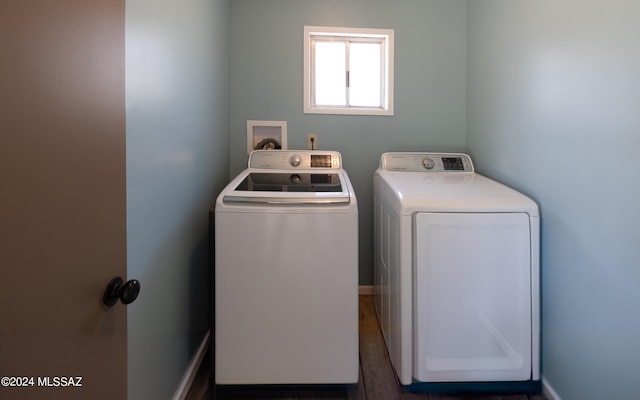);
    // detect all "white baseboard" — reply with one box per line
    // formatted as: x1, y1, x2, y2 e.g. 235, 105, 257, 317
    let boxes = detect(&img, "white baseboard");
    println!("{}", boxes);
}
543, 377, 562, 400
172, 330, 210, 400
358, 285, 375, 295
